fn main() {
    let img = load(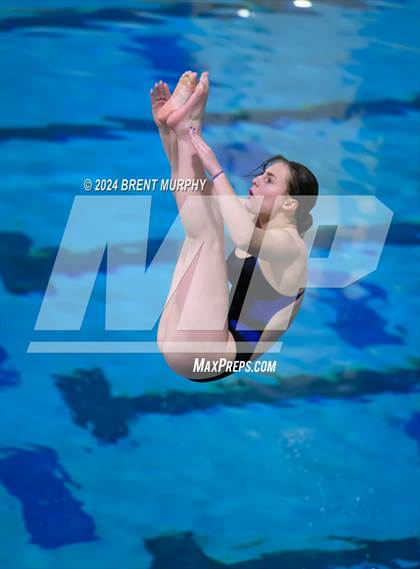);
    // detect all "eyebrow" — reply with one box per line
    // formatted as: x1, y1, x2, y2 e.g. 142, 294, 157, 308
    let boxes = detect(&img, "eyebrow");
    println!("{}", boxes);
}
265, 170, 277, 180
